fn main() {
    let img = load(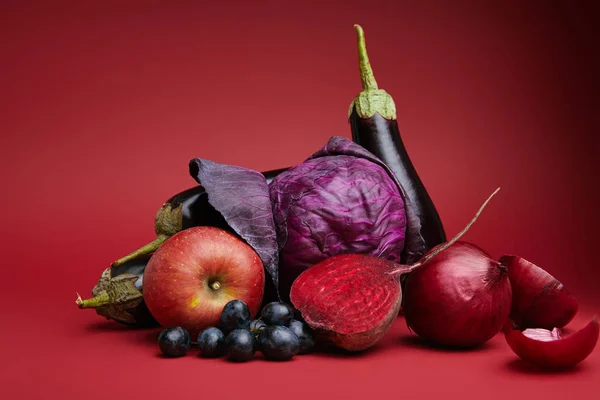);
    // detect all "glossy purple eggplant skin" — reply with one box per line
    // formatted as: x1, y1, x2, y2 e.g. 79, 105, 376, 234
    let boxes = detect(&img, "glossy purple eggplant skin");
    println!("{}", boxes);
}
110, 254, 158, 327
350, 110, 446, 265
